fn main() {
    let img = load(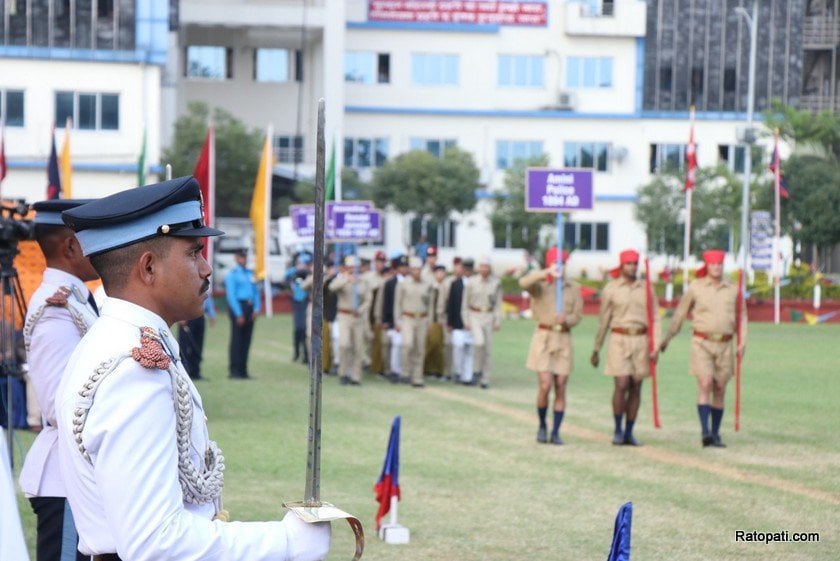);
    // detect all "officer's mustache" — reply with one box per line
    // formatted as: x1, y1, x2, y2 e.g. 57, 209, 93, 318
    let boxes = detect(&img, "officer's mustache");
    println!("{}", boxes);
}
200, 280, 210, 295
